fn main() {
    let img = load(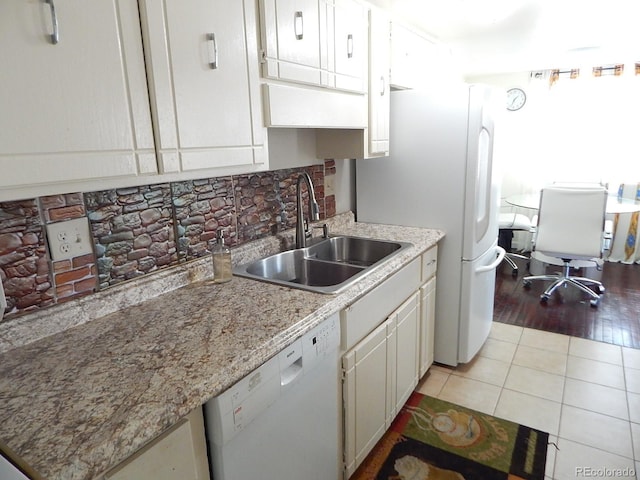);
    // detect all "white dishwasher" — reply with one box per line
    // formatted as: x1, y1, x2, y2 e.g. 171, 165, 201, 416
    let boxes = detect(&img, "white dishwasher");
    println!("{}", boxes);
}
204, 313, 341, 480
